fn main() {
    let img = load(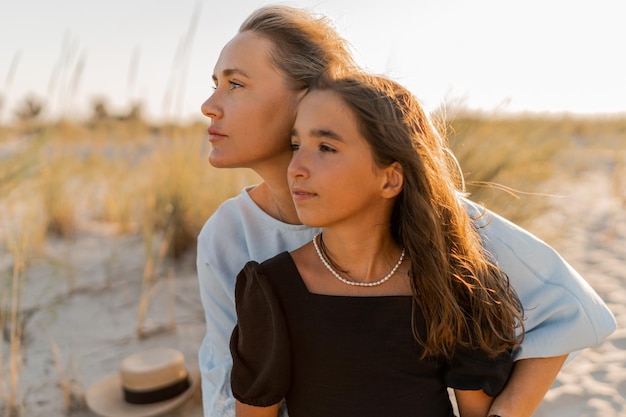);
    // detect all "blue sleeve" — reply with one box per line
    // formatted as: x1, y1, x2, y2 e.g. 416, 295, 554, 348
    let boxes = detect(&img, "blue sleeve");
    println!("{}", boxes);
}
196, 256, 237, 416
463, 198, 616, 359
